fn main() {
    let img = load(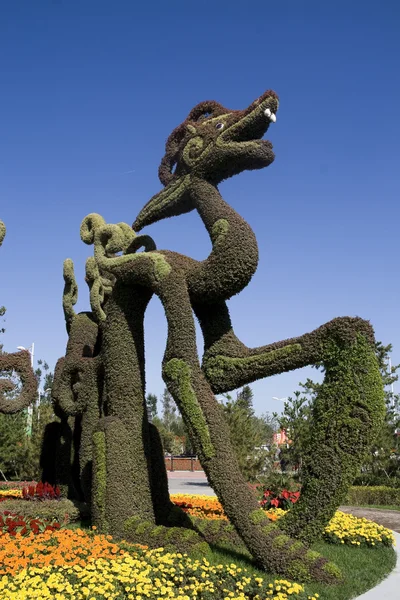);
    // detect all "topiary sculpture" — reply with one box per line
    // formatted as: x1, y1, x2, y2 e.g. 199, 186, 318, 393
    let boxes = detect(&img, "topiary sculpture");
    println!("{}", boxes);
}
0, 220, 37, 417
51, 90, 385, 583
